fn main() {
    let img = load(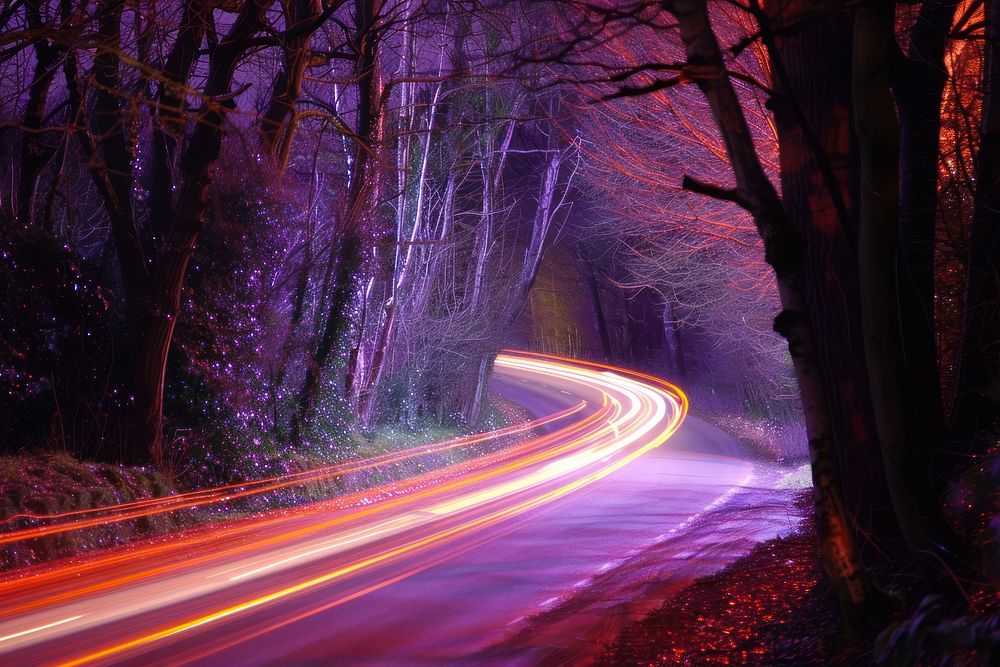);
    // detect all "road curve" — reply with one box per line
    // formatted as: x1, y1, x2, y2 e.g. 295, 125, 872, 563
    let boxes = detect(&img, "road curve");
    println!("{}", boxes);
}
0, 351, 697, 665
